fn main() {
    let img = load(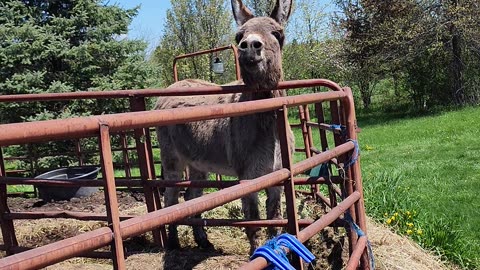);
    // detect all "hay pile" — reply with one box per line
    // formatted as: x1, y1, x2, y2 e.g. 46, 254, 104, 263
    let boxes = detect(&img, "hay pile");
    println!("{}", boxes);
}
0, 192, 458, 270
